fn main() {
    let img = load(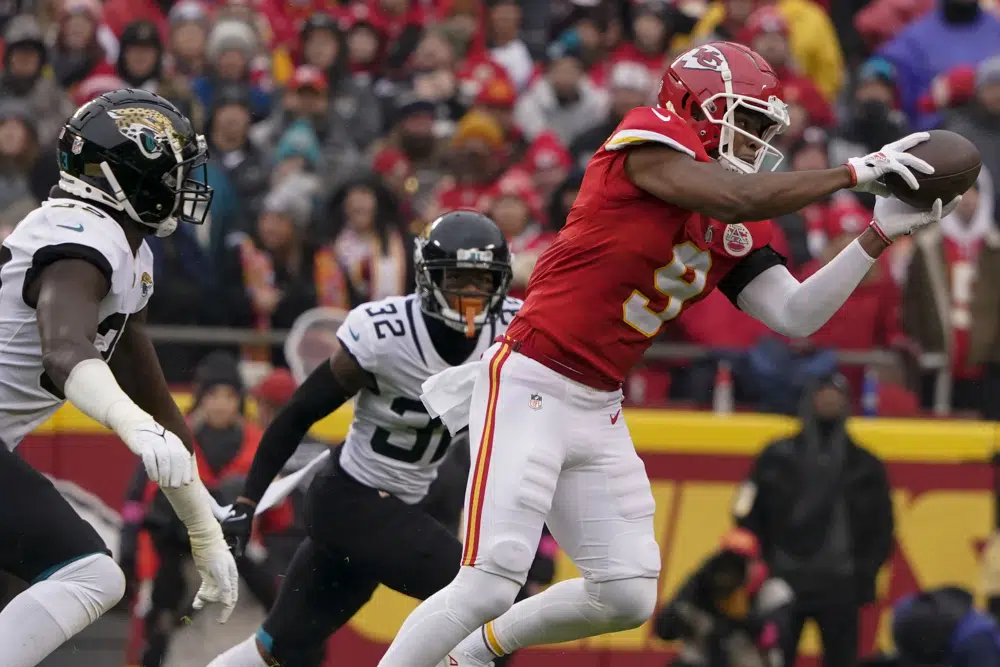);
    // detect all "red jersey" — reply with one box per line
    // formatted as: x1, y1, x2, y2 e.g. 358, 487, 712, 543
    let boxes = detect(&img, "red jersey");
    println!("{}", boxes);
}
507, 107, 782, 389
